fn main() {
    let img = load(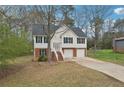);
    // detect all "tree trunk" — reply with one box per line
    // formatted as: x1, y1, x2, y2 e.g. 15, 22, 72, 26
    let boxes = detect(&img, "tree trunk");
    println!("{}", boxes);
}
94, 39, 97, 53
47, 37, 51, 63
